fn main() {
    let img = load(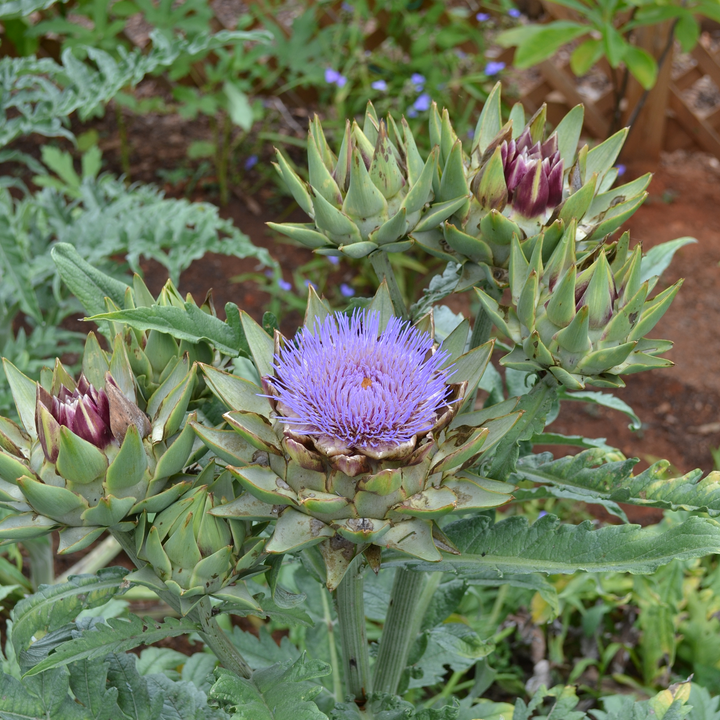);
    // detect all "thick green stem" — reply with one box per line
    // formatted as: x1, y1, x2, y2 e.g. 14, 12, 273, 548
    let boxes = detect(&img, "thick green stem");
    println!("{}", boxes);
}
196, 596, 253, 679
110, 529, 252, 678
321, 586, 343, 702
335, 556, 371, 702
373, 568, 430, 695
23, 537, 54, 589
369, 252, 408, 320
